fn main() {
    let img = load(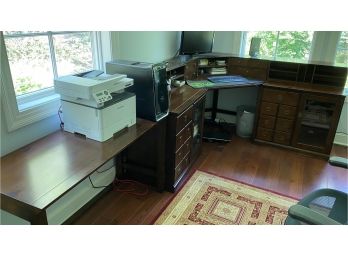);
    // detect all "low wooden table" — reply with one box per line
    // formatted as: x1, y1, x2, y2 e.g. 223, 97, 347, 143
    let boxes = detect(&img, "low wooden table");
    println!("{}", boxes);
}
1, 118, 165, 224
